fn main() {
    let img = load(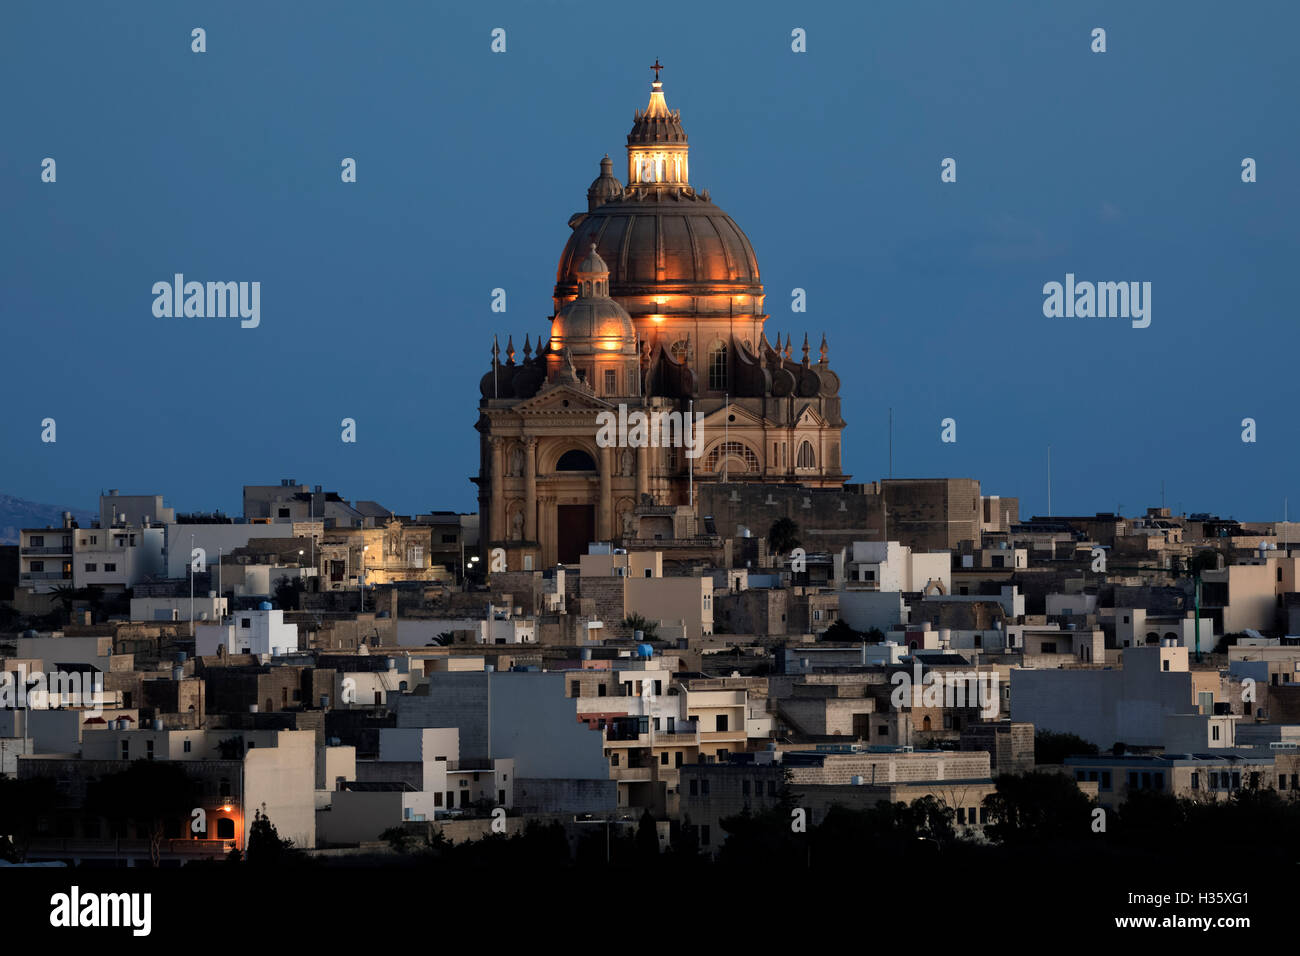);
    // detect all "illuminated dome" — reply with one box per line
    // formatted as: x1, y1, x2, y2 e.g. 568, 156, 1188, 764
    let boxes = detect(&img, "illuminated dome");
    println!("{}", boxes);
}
549, 245, 637, 356
555, 70, 764, 323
